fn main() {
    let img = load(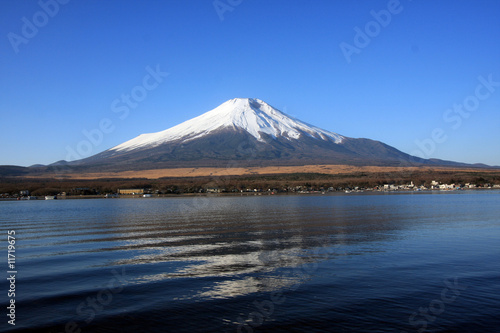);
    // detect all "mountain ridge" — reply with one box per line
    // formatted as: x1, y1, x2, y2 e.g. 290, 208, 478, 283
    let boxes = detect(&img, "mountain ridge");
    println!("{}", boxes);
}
57, 97, 488, 172
109, 98, 344, 153
1, 98, 495, 176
